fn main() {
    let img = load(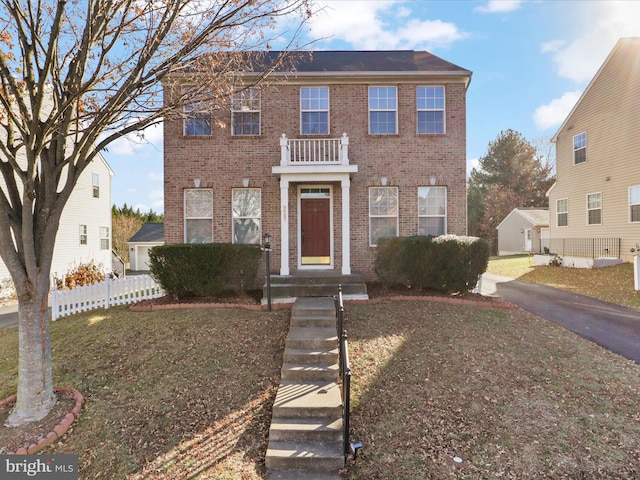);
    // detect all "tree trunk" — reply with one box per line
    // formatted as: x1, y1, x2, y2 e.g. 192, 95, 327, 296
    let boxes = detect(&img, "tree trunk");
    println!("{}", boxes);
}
5, 290, 56, 427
